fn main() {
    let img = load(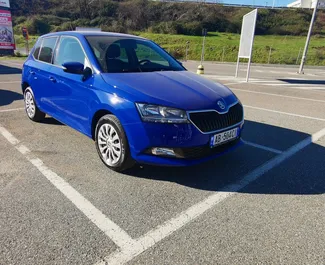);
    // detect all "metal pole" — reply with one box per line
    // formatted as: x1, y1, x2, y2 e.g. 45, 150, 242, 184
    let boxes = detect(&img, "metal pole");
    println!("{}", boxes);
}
246, 56, 252, 82
296, 47, 302, 65
235, 56, 240, 78
222, 46, 225, 62
185, 42, 189, 61
268, 46, 272, 64
201, 34, 206, 65
299, 0, 319, 74
25, 39, 29, 55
